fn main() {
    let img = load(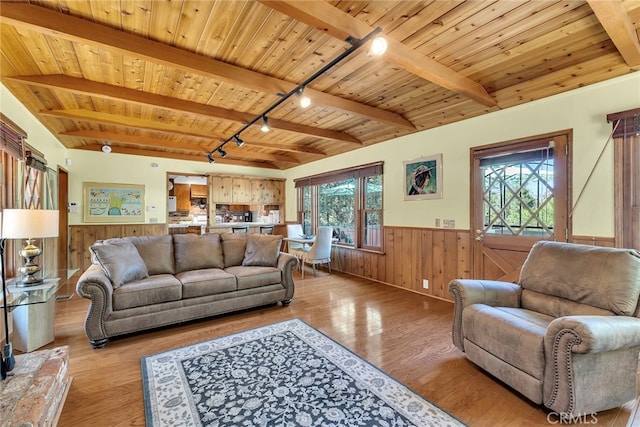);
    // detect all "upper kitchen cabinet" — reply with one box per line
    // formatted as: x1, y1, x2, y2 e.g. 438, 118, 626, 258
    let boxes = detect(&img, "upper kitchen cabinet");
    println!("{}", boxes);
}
231, 178, 251, 204
210, 176, 232, 203
251, 179, 284, 204
173, 183, 191, 211
190, 184, 208, 199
